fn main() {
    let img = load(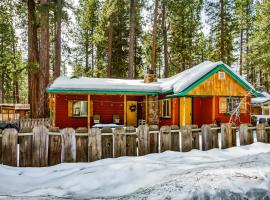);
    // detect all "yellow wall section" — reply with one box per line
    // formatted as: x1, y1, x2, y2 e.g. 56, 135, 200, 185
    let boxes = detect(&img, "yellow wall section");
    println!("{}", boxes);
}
179, 97, 192, 127
188, 70, 249, 96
